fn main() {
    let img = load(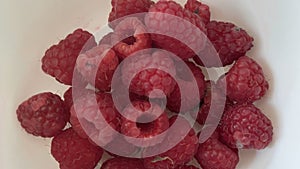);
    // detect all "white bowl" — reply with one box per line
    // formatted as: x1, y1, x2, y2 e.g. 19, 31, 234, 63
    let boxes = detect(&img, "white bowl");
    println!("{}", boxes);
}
1, 0, 300, 168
